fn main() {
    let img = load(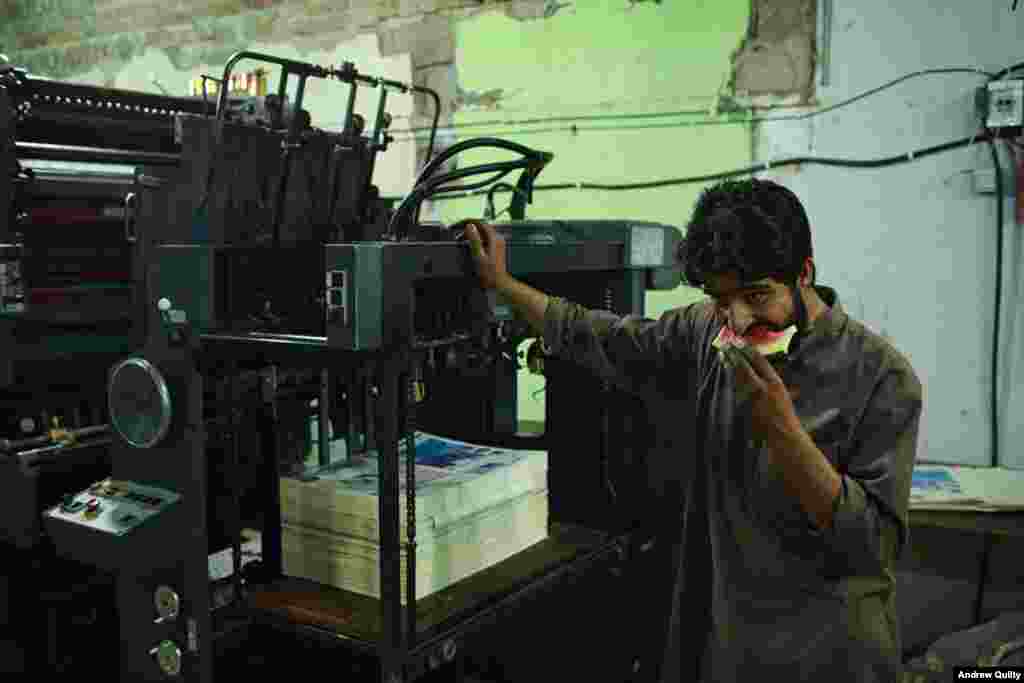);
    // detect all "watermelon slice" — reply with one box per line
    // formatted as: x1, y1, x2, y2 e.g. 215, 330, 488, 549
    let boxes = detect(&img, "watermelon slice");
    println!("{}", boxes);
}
713, 324, 797, 362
